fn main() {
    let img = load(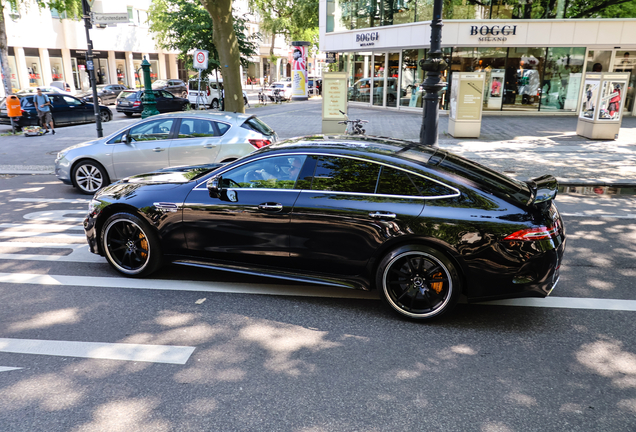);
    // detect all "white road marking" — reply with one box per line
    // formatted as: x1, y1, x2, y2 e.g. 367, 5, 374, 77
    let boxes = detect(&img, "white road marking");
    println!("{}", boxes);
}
0, 231, 85, 239
0, 242, 102, 263
0, 272, 379, 299
0, 366, 22, 373
0, 338, 195, 365
10, 198, 90, 204
476, 297, 636, 311
0, 223, 84, 231
23, 210, 86, 222
561, 213, 636, 219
